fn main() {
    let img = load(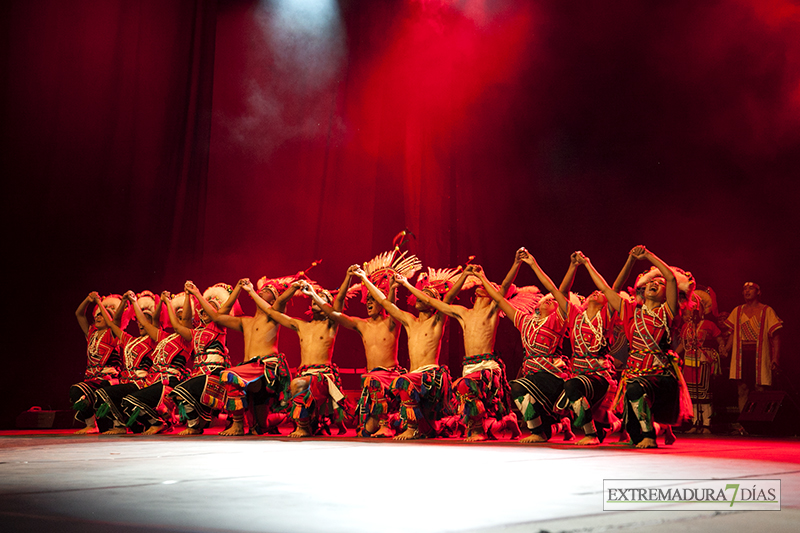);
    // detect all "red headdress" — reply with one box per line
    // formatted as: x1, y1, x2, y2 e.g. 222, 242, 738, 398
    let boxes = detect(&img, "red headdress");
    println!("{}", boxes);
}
352, 249, 423, 303
407, 266, 462, 307
501, 285, 543, 318
257, 260, 322, 300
